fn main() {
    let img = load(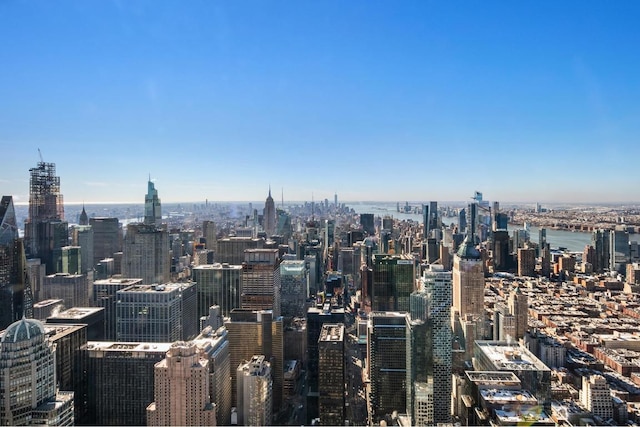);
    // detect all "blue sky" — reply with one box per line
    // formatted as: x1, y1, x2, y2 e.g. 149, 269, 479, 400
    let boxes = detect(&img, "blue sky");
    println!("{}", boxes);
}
1, 1, 639, 204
